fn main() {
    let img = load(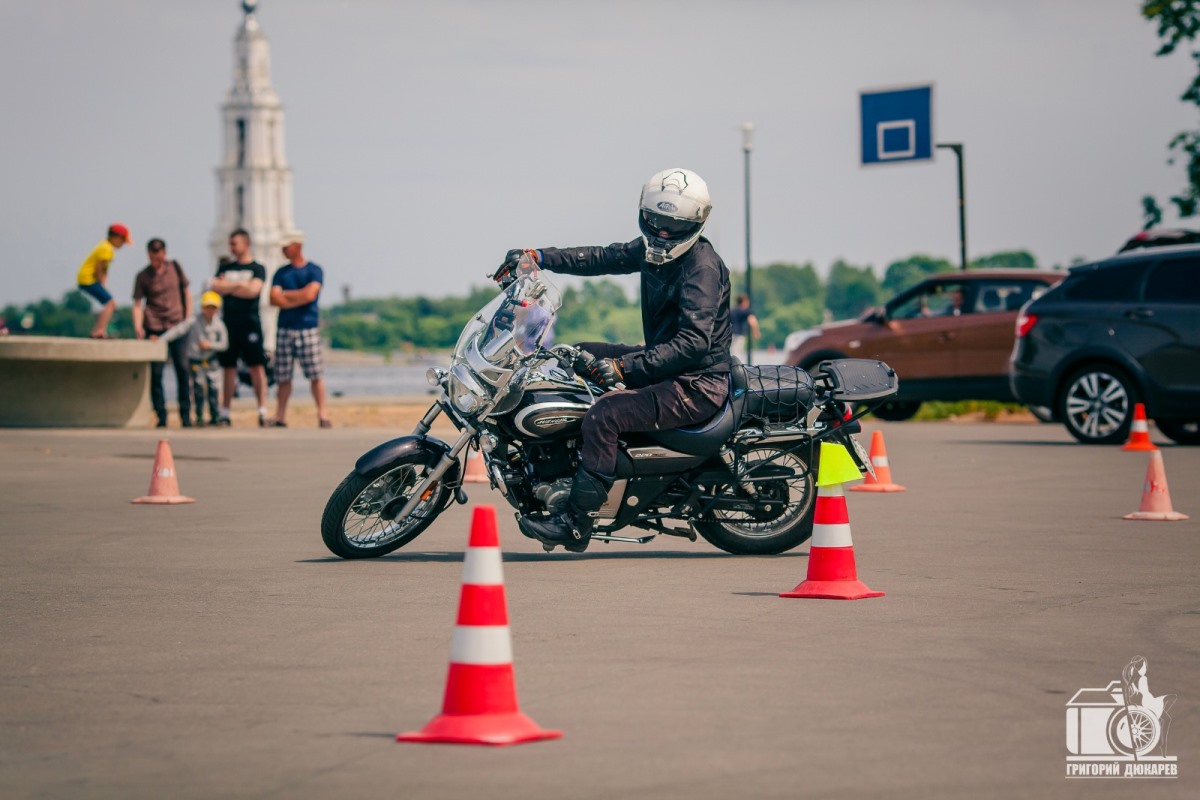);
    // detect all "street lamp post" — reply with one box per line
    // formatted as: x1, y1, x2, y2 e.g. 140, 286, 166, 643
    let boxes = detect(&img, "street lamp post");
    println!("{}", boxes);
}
936, 142, 967, 271
742, 122, 754, 365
